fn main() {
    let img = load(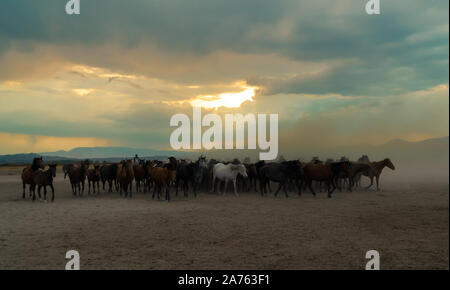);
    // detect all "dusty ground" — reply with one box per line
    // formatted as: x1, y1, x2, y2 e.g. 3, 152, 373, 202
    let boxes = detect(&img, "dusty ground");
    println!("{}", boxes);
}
0, 172, 448, 270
